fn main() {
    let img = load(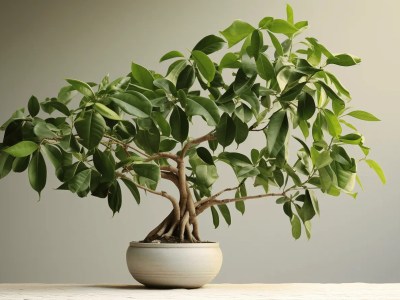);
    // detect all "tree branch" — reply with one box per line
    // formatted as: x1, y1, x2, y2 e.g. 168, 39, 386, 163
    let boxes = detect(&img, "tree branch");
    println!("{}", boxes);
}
195, 192, 285, 215
181, 131, 215, 157
104, 134, 149, 158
